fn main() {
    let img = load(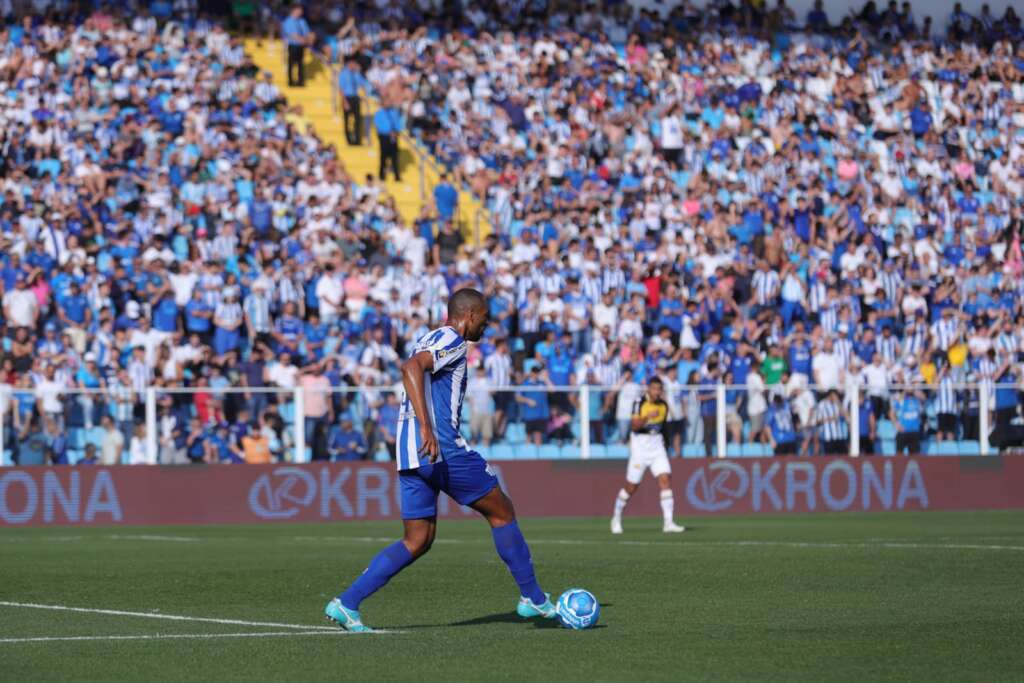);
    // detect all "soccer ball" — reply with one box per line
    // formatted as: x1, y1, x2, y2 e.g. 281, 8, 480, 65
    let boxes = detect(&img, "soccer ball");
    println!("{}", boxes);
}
556, 588, 600, 630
